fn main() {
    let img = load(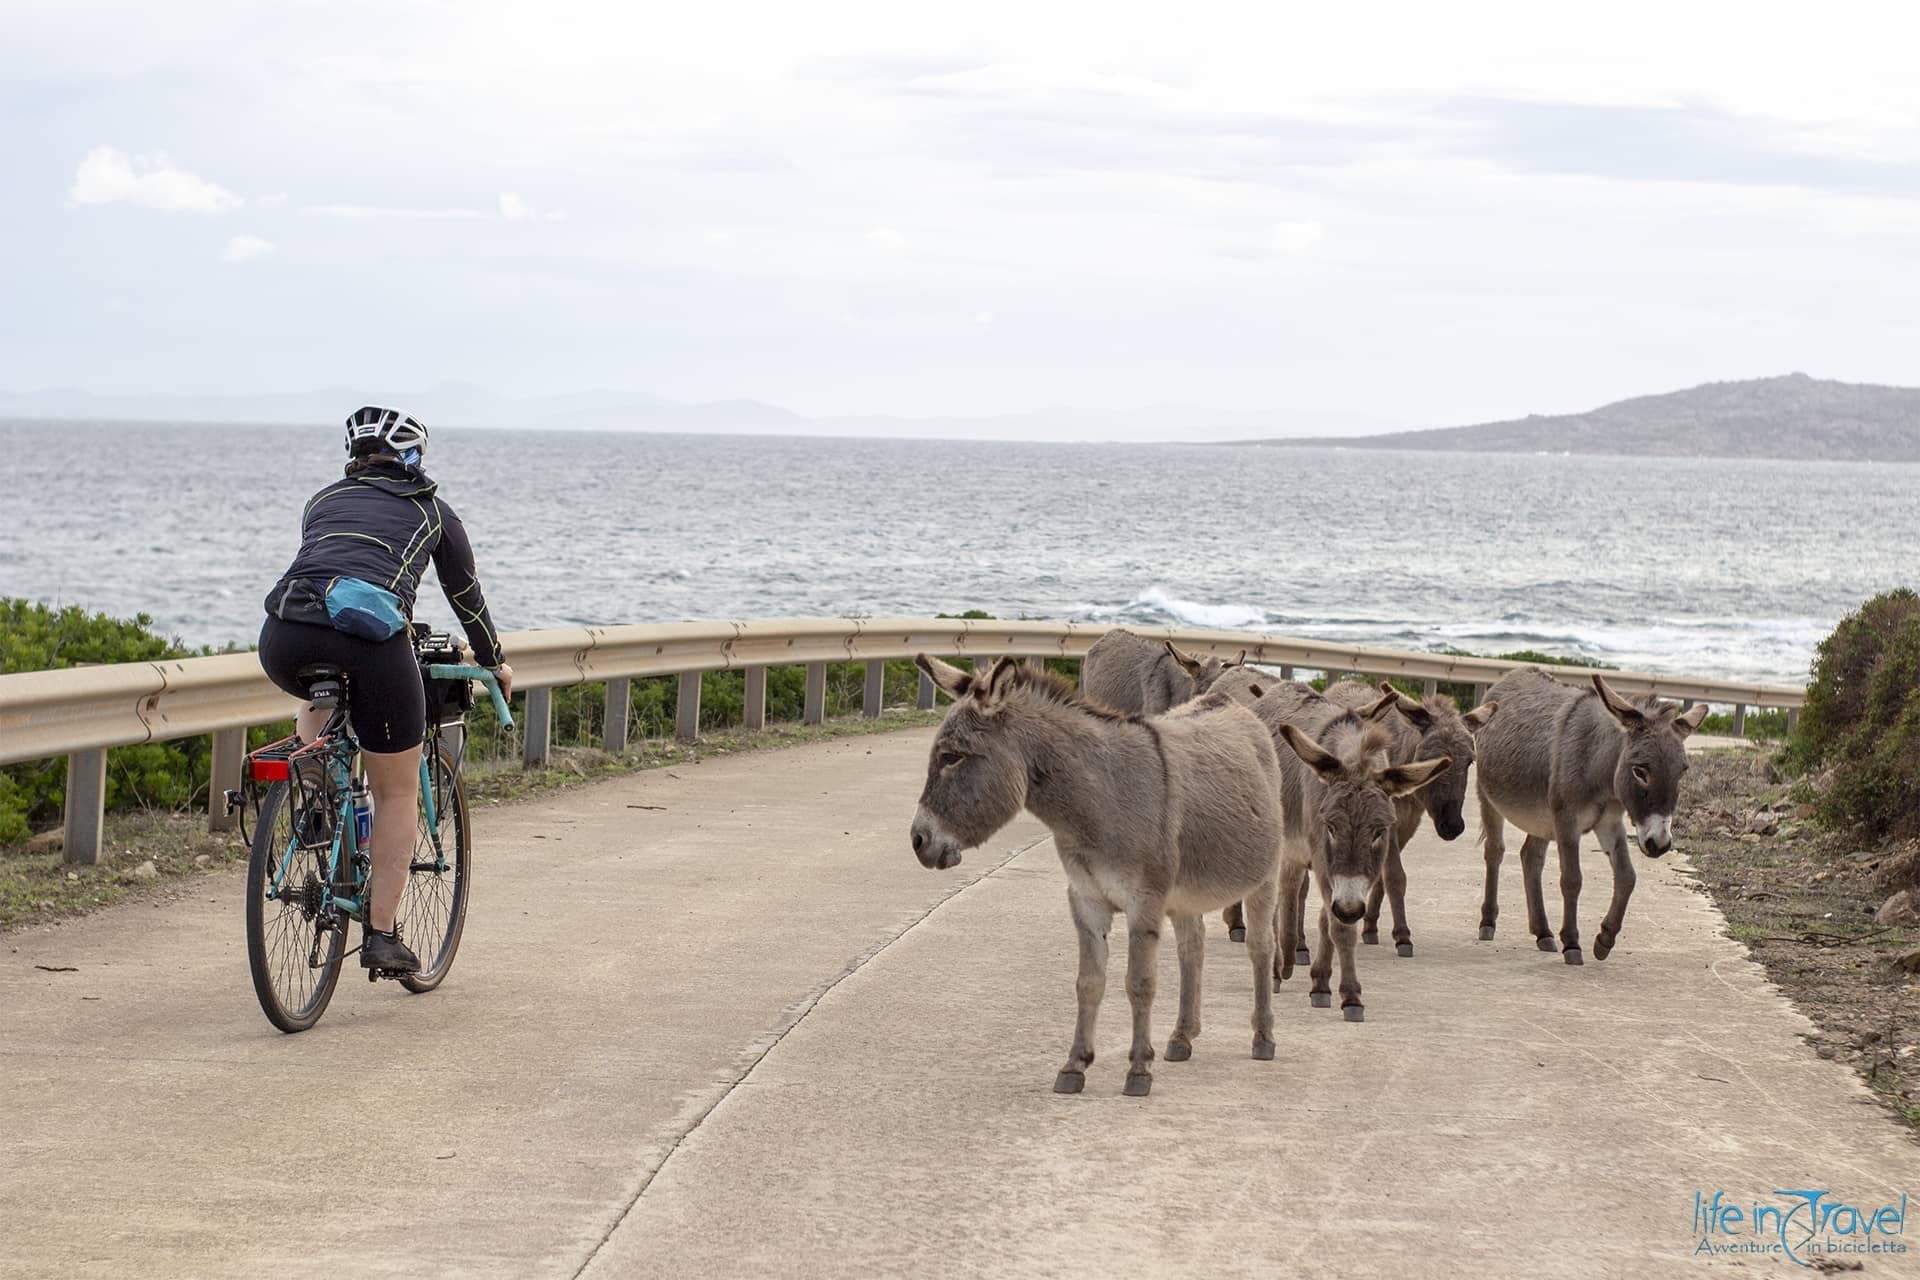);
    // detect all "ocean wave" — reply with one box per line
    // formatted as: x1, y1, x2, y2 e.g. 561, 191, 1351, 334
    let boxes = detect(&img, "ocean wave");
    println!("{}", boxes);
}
1111, 587, 1271, 631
